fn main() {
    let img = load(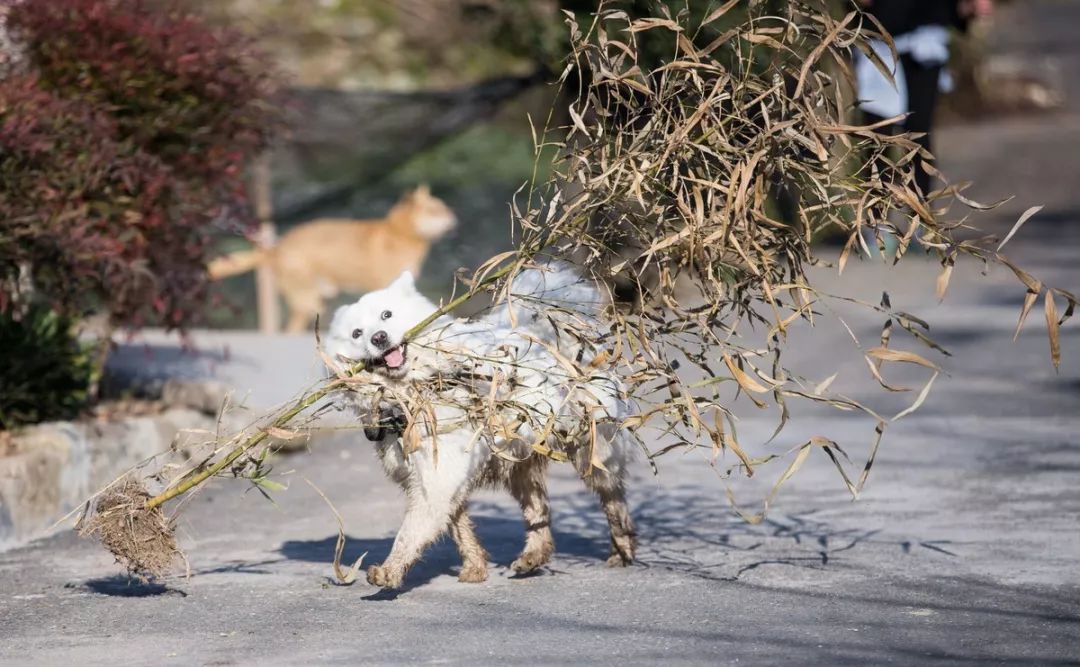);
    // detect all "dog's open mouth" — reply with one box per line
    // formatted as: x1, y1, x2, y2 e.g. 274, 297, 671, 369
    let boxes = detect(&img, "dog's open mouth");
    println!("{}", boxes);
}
371, 343, 407, 374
